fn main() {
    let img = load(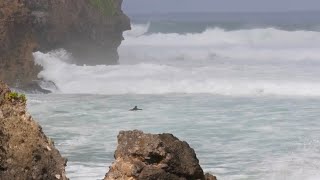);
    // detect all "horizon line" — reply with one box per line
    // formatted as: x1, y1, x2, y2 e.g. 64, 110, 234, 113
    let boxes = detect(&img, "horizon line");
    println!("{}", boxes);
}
125, 9, 320, 15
